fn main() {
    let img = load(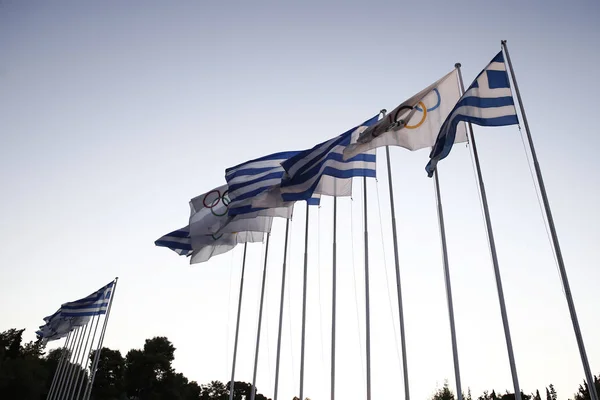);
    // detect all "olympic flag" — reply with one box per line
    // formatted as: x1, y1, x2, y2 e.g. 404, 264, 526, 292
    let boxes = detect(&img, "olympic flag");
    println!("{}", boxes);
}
343, 69, 467, 160
188, 184, 273, 237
